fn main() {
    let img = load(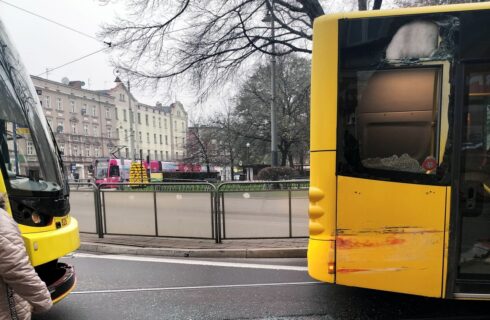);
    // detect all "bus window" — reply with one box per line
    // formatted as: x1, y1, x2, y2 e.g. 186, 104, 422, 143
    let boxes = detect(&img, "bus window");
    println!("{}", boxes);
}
339, 67, 443, 178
